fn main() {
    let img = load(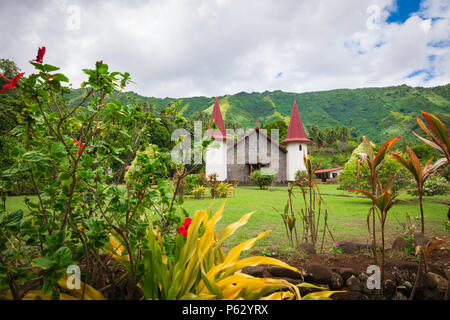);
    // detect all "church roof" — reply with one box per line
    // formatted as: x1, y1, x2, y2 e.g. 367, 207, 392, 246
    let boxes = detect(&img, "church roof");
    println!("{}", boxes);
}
205, 97, 229, 140
282, 101, 312, 144
229, 127, 287, 153
314, 167, 344, 174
